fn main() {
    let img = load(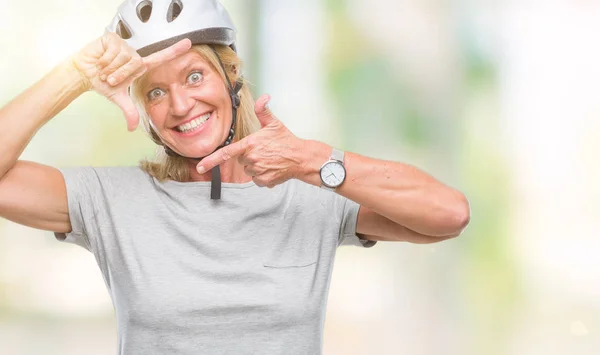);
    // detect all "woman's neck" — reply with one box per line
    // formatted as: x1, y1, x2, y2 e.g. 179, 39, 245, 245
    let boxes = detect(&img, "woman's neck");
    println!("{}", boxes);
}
185, 158, 251, 184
